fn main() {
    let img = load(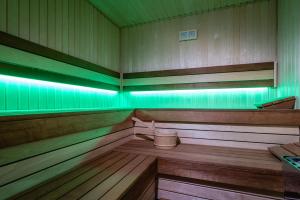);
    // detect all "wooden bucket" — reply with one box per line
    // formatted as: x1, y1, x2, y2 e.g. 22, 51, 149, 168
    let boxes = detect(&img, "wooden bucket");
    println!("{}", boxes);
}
132, 117, 178, 149
154, 129, 178, 150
